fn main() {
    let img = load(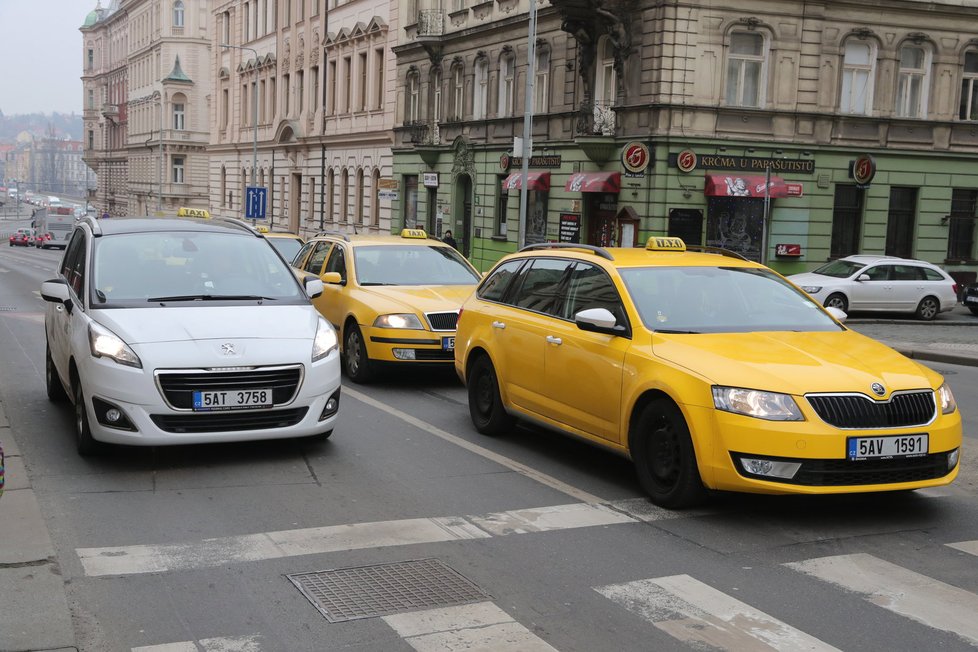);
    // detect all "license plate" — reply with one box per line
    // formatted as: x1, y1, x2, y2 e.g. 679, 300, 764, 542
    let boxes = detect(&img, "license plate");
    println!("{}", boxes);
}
442, 336, 455, 351
192, 388, 273, 411
966, 295, 978, 304
847, 434, 928, 460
